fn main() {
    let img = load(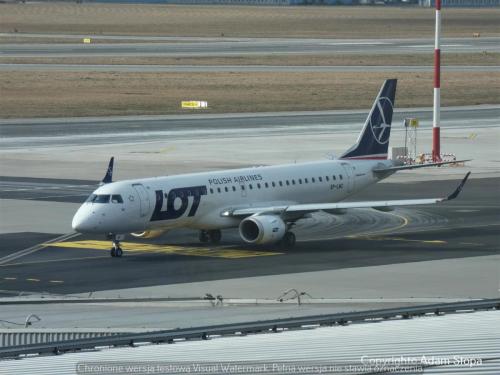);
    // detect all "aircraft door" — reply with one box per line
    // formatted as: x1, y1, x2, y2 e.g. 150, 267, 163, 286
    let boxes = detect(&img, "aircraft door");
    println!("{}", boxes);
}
341, 163, 355, 193
132, 183, 151, 217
